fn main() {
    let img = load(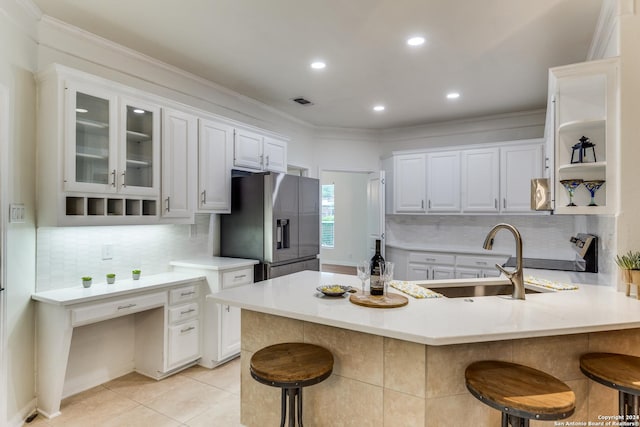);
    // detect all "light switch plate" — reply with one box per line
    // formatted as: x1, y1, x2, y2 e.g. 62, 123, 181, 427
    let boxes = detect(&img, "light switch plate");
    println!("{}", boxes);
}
102, 244, 114, 260
9, 204, 25, 223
